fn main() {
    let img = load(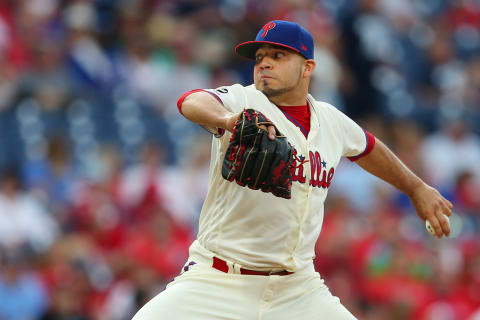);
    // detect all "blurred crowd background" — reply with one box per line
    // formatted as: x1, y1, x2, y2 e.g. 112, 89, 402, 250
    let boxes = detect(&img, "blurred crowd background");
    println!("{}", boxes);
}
0, 0, 479, 319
